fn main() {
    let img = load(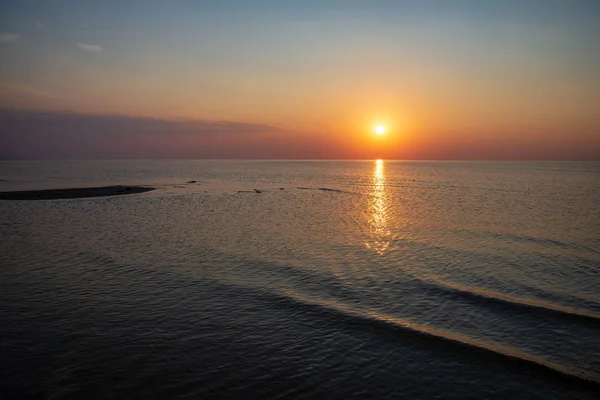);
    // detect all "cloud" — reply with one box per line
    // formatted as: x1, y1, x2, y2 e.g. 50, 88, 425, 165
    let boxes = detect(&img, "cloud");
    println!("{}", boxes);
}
0, 109, 311, 159
0, 33, 20, 43
77, 43, 103, 52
